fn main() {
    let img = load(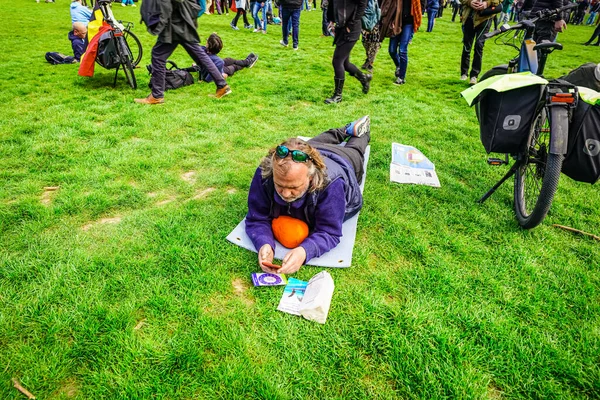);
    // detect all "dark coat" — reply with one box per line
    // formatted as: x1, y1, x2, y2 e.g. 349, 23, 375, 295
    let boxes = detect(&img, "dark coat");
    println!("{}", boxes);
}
380, 0, 425, 37
159, 0, 202, 44
327, 0, 369, 40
